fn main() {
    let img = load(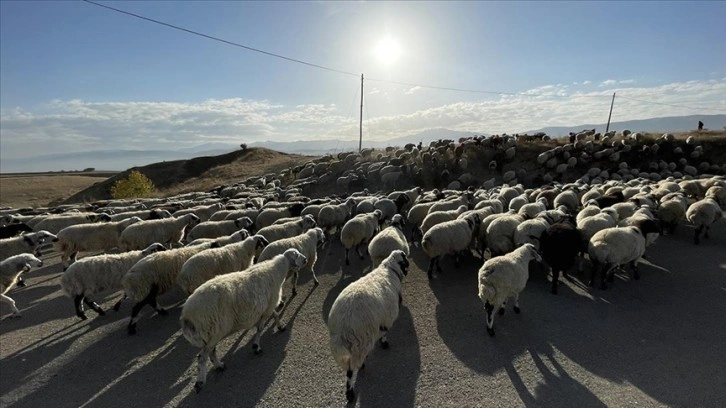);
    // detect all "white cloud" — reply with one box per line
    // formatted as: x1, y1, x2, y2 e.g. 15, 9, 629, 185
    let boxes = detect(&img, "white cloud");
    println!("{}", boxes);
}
2, 79, 725, 160
404, 86, 422, 95
582, 80, 592, 85
619, 79, 636, 84
599, 79, 618, 87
